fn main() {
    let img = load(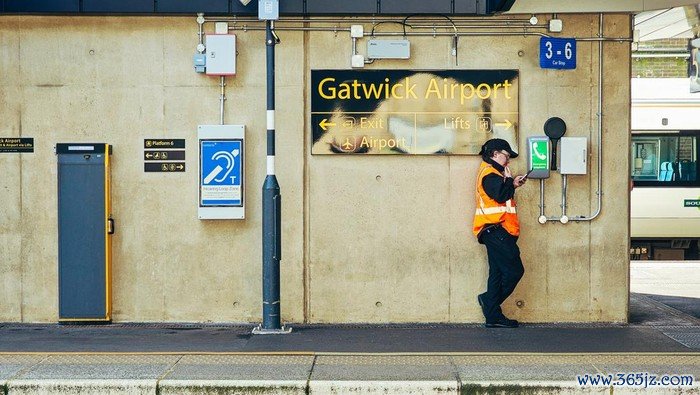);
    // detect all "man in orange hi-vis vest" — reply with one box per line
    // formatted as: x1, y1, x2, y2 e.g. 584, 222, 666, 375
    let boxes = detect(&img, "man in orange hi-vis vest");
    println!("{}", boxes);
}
473, 138, 528, 328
